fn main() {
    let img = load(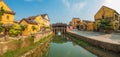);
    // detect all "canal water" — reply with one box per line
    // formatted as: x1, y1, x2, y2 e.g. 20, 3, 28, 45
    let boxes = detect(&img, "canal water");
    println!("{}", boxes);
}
28, 35, 120, 57
48, 36, 97, 57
